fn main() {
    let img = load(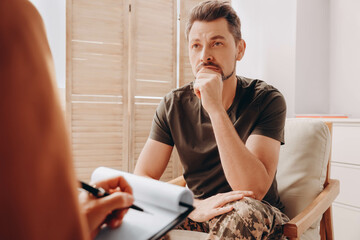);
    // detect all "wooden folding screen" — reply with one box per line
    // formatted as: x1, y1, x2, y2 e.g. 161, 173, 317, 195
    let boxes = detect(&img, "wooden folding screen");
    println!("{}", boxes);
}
67, 0, 129, 181
128, 0, 179, 178
67, 0, 205, 181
